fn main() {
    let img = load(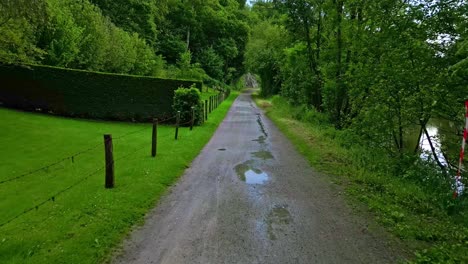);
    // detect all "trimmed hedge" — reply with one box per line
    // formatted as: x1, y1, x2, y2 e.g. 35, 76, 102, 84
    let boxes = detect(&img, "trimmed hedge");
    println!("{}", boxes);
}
0, 64, 202, 121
